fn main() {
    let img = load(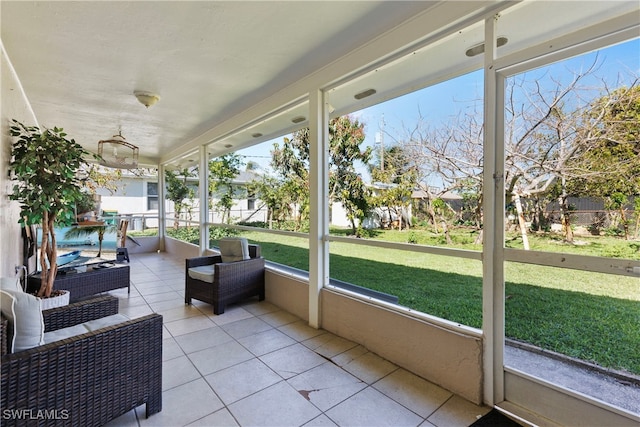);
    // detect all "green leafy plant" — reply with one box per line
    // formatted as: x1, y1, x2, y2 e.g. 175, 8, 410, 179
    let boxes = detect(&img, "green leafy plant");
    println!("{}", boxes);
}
8, 120, 98, 297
